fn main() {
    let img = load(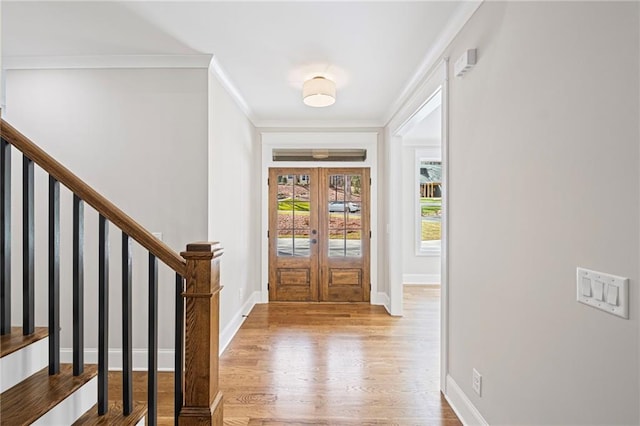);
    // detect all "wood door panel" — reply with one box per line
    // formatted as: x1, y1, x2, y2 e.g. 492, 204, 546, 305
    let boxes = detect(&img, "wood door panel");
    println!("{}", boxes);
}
329, 269, 361, 286
278, 269, 310, 286
324, 285, 365, 302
